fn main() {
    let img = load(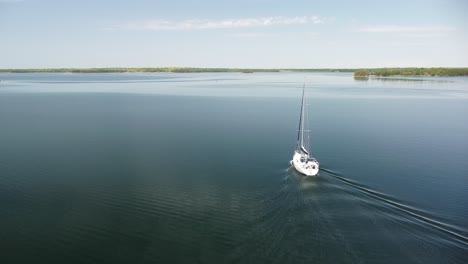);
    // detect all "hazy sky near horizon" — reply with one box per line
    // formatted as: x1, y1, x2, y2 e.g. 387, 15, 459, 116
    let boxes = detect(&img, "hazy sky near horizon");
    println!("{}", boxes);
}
1, 0, 468, 68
